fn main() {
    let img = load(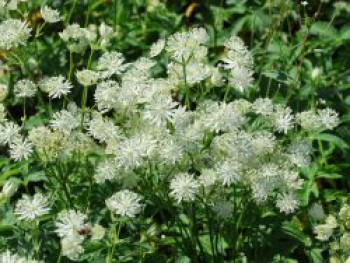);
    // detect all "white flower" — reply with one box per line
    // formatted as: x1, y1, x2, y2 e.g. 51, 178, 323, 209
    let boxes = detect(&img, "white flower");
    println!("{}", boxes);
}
0, 250, 42, 263
59, 24, 92, 53
150, 38, 165, 57
113, 134, 157, 170
91, 224, 106, 241
99, 22, 114, 40
159, 138, 184, 165
0, 250, 21, 263
87, 113, 121, 143
198, 169, 217, 188
288, 140, 311, 167
55, 209, 87, 241
76, 69, 100, 86
273, 106, 294, 134
39, 76, 72, 99
50, 109, 80, 135
94, 160, 118, 184
325, 215, 338, 229
0, 103, 6, 122
15, 193, 50, 221
0, 83, 8, 101
170, 173, 199, 203
216, 159, 243, 186
166, 29, 208, 61
317, 108, 339, 130
9, 137, 33, 161
61, 238, 84, 260
1, 180, 18, 199
142, 96, 179, 127
14, 79, 37, 98
106, 190, 143, 218
0, 122, 21, 145
228, 66, 254, 92
252, 98, 274, 116
276, 193, 299, 214
41, 6, 60, 23
94, 80, 119, 112
222, 36, 253, 70
0, 19, 31, 50
97, 51, 128, 78
314, 224, 334, 241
